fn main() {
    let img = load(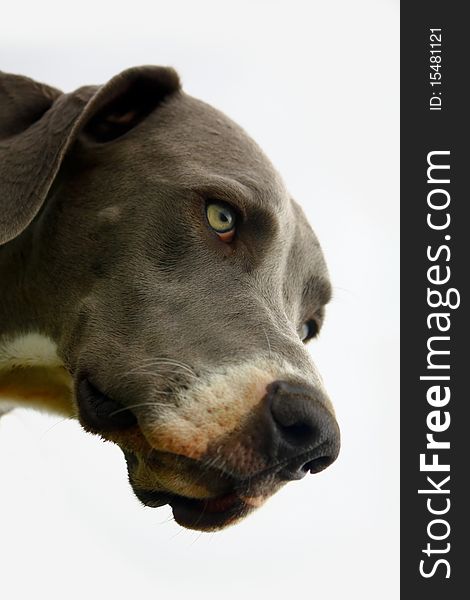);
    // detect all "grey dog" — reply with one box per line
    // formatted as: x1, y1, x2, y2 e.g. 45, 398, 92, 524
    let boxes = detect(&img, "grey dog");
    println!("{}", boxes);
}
0, 66, 340, 530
